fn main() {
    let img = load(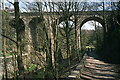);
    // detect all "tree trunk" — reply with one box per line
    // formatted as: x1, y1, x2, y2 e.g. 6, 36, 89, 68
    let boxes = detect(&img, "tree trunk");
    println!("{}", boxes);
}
65, 20, 70, 65
2, 11, 8, 80
75, 18, 80, 60
44, 18, 53, 78
14, 2, 24, 76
